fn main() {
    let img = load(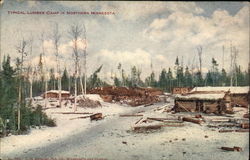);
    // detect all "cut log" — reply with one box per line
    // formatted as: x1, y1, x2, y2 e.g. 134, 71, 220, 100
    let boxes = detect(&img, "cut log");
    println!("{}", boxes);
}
208, 124, 240, 128
70, 115, 90, 120
241, 123, 249, 129
207, 125, 219, 128
218, 124, 240, 127
147, 117, 183, 123
90, 113, 103, 121
221, 146, 242, 152
135, 117, 143, 125
195, 114, 202, 118
182, 117, 202, 125
120, 114, 143, 117
243, 114, 249, 119
133, 125, 162, 131
134, 123, 184, 132
162, 124, 184, 127
144, 103, 154, 107
225, 110, 234, 114
235, 129, 249, 132
176, 102, 190, 112
147, 117, 180, 121
52, 112, 93, 115
219, 129, 235, 133
210, 119, 230, 122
